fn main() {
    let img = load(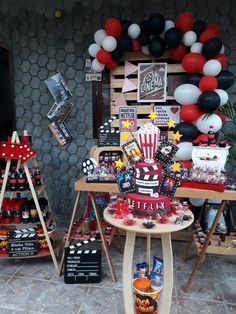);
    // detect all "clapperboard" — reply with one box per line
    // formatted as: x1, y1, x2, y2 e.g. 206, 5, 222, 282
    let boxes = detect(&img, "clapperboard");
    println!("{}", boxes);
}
64, 238, 101, 284
135, 164, 160, 195
8, 228, 39, 257
48, 121, 73, 146
98, 116, 120, 147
